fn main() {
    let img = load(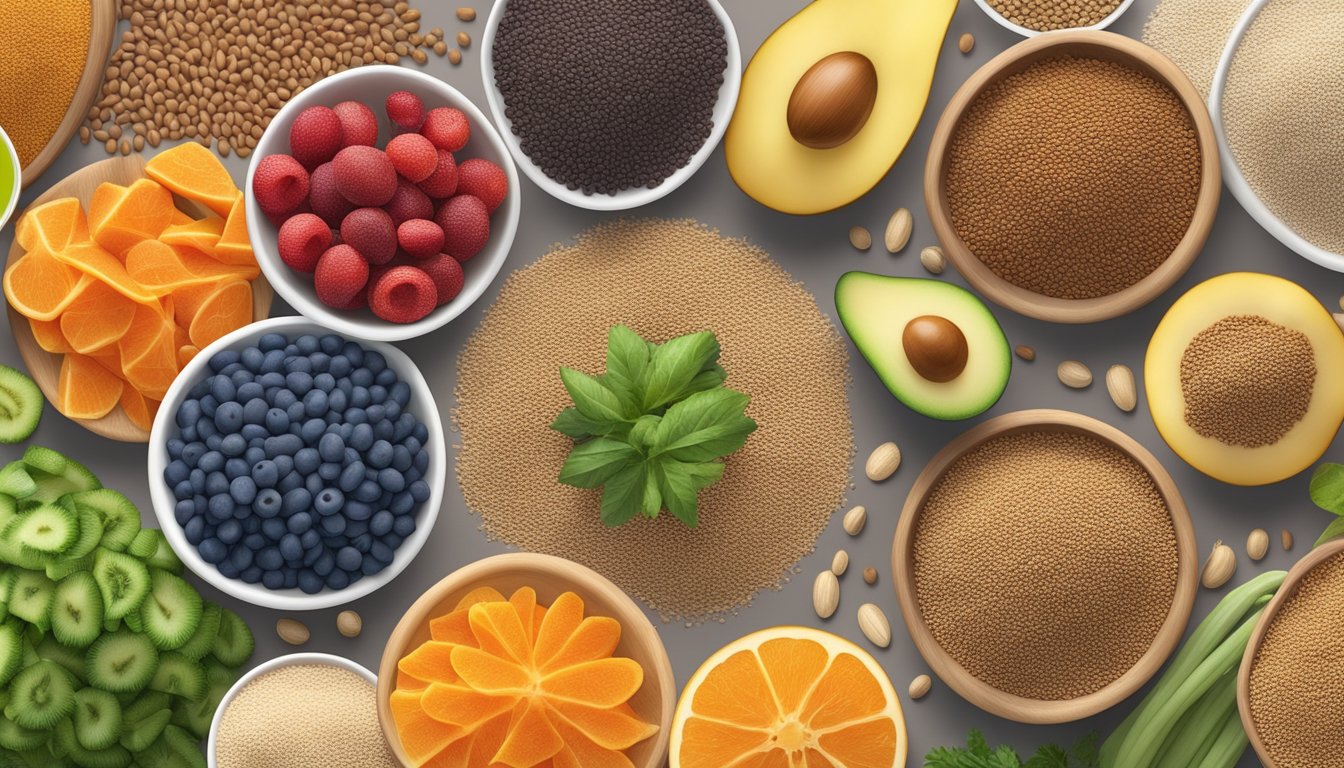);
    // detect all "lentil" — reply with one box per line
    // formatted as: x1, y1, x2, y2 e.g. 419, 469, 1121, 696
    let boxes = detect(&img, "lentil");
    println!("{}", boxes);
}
491, 0, 727, 195
0, 0, 90, 167
913, 431, 1179, 700
989, 0, 1120, 32
945, 57, 1201, 300
453, 220, 853, 619
1143, 0, 1252, 97
1179, 315, 1315, 448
